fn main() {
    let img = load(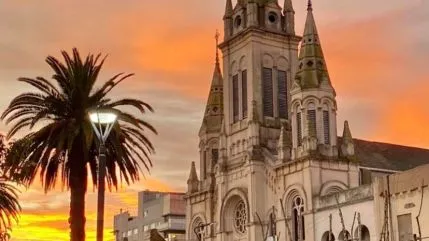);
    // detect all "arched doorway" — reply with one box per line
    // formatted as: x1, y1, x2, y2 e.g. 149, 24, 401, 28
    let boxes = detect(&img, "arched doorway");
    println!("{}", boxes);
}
354, 225, 370, 241
322, 231, 335, 241
338, 230, 351, 241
